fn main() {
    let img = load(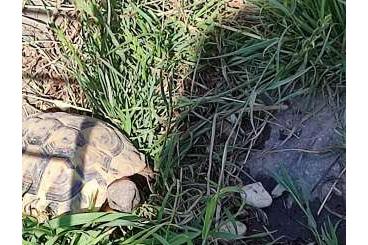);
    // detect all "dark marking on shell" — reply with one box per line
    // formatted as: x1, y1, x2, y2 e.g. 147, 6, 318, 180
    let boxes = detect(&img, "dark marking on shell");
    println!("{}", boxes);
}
22, 128, 28, 137
75, 165, 85, 179
96, 175, 107, 186
62, 157, 78, 170
80, 120, 99, 130
46, 179, 83, 202
99, 154, 112, 172
22, 181, 32, 196
82, 125, 123, 157
26, 118, 63, 146
109, 167, 119, 175
27, 135, 47, 146
82, 172, 95, 181
46, 202, 59, 217
45, 147, 75, 159
44, 126, 86, 158
22, 140, 27, 153
83, 172, 107, 186
23, 157, 49, 195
